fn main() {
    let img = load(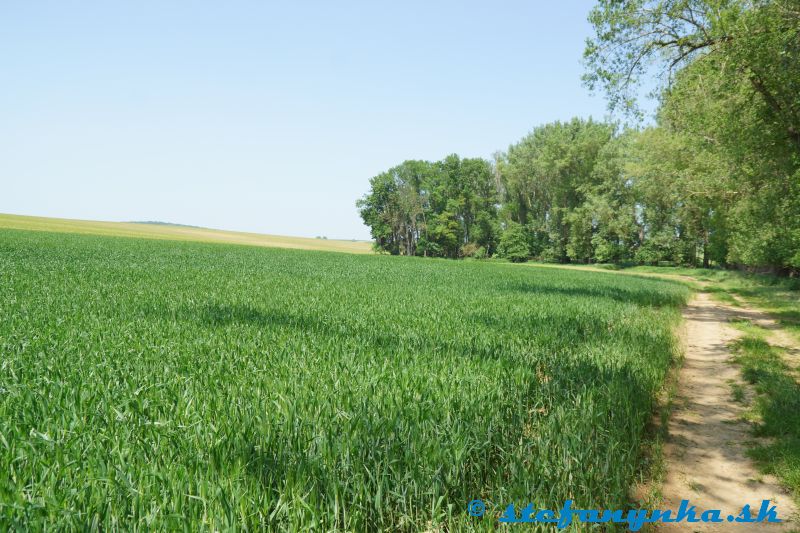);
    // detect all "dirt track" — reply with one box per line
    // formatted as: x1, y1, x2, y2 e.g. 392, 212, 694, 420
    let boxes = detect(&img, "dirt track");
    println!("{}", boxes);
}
659, 292, 797, 531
